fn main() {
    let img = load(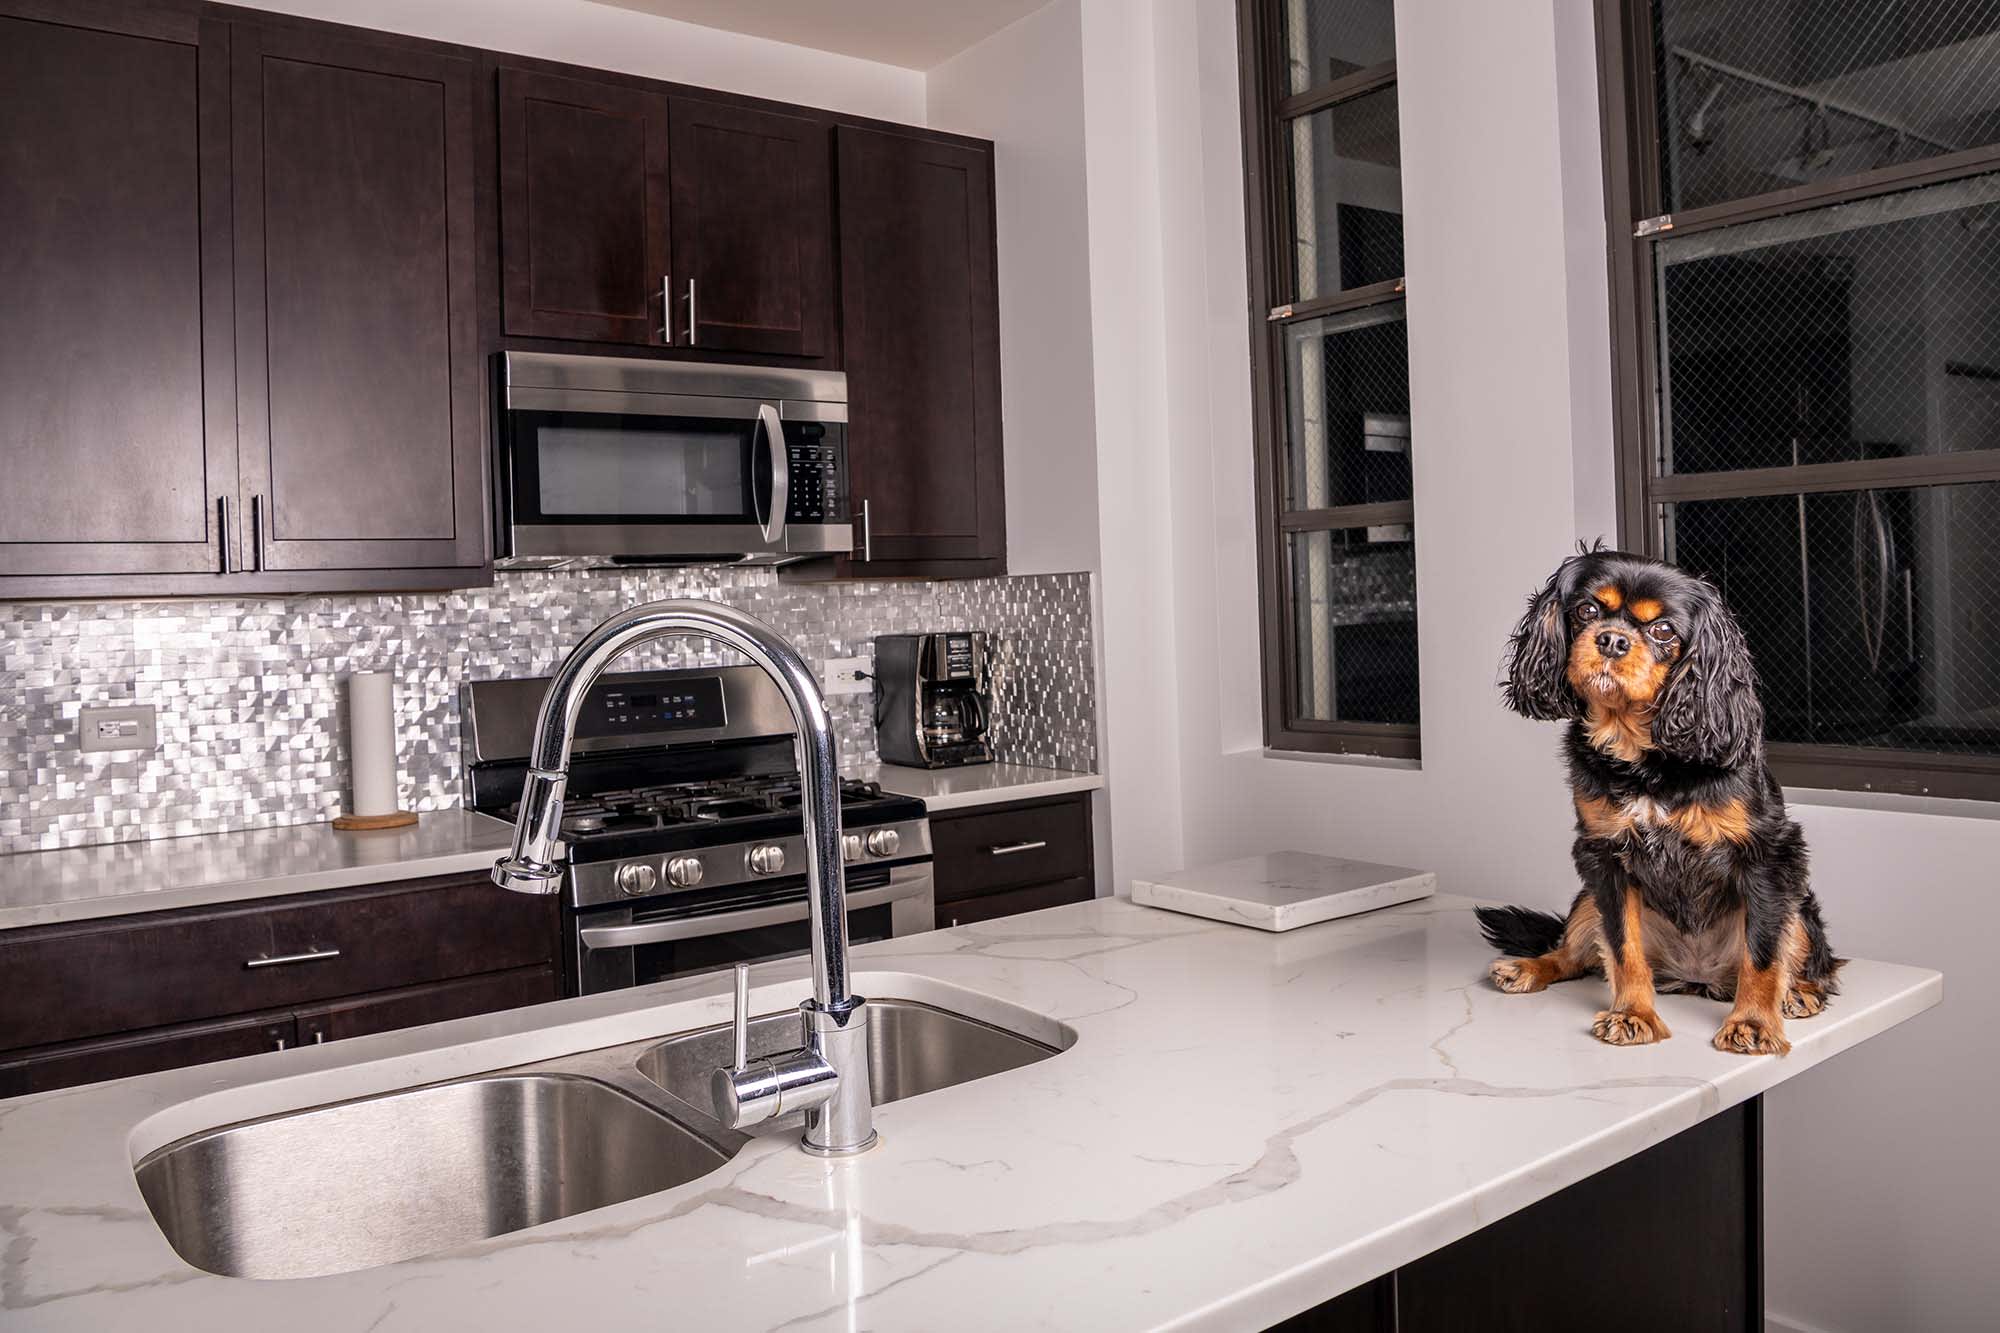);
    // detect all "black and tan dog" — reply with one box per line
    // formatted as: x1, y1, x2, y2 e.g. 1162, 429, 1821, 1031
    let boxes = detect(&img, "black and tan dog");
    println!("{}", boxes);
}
1478, 548, 1841, 1055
